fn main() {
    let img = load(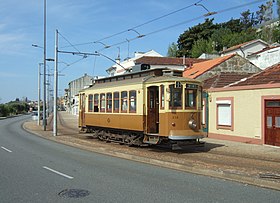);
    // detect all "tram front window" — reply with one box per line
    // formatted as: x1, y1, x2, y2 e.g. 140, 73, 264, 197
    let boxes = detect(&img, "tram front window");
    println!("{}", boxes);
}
169, 84, 182, 109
